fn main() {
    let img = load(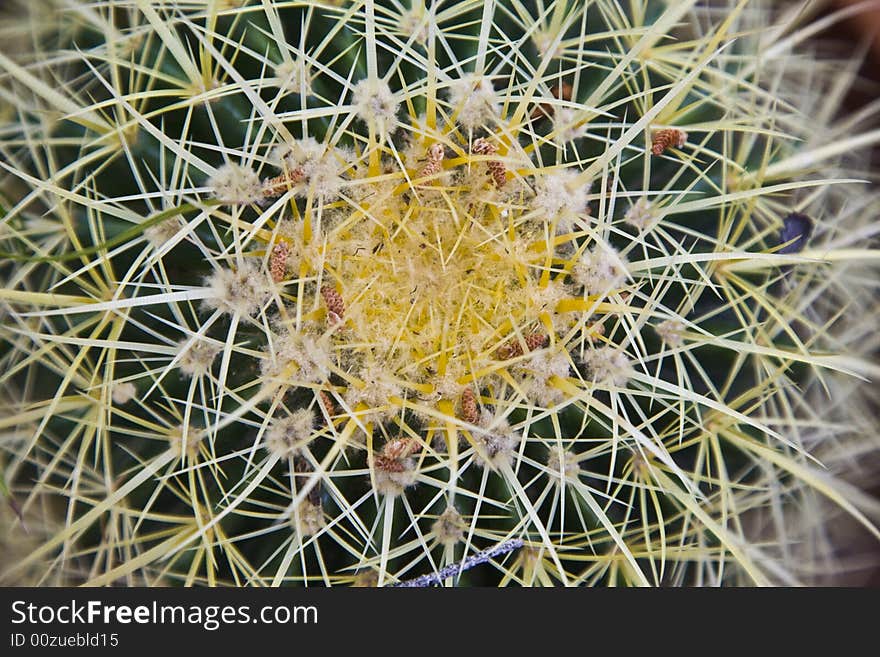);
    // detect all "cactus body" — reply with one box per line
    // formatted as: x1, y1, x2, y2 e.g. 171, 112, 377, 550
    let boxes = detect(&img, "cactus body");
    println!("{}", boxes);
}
1, 0, 879, 586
